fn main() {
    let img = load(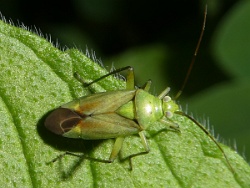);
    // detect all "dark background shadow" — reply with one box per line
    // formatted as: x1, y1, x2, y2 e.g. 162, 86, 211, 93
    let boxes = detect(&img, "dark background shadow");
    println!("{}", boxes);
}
1, 0, 238, 95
